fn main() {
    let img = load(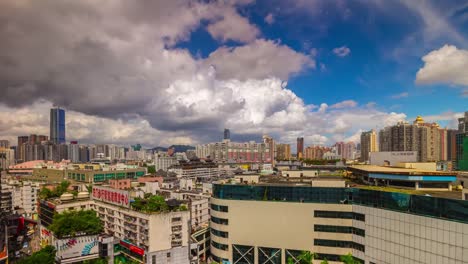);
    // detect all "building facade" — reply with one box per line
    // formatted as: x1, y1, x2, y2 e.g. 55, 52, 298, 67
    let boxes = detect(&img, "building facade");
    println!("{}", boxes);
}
50, 107, 66, 144
360, 130, 378, 162
275, 144, 291, 161
210, 184, 468, 264
297, 138, 304, 159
